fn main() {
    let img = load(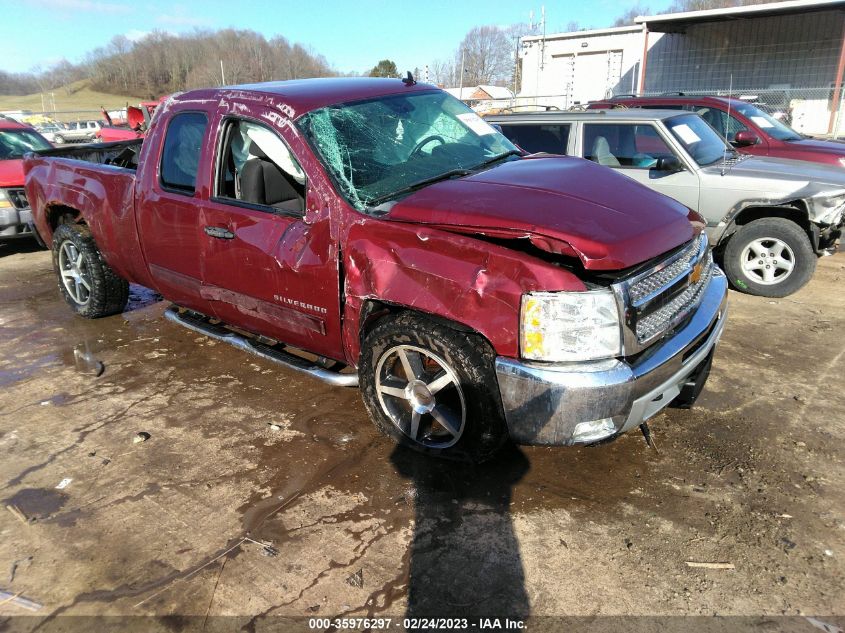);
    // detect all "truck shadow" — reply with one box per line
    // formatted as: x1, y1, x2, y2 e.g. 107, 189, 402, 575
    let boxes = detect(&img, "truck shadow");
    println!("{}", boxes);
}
0, 239, 43, 257
390, 443, 530, 624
